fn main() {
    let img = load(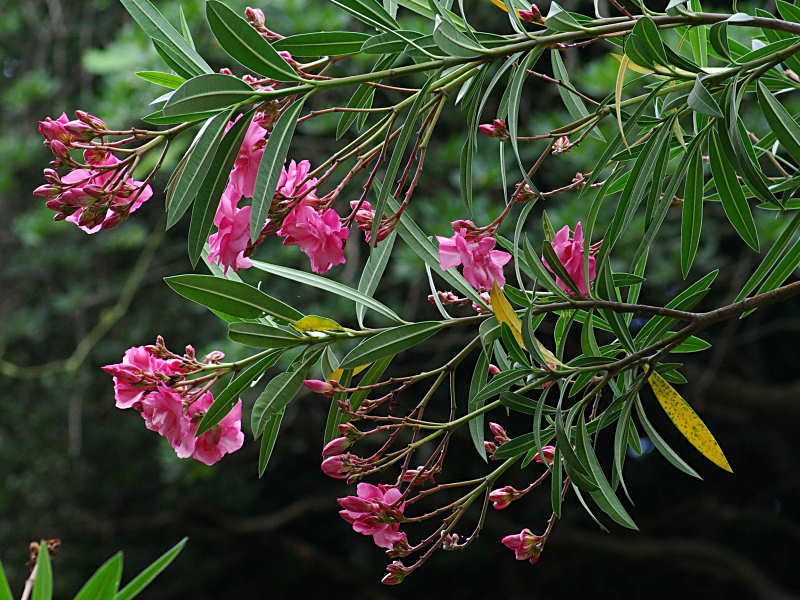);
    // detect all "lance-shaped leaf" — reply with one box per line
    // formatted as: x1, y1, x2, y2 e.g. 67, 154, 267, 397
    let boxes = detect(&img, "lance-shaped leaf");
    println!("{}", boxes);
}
206, 1, 300, 81
32, 539, 52, 600
73, 553, 123, 600
507, 49, 543, 192
708, 129, 759, 251
625, 17, 667, 70
432, 15, 483, 57
473, 367, 529, 404
468, 349, 490, 461
357, 230, 397, 328
545, 2, 584, 32
120, 0, 211, 76
196, 350, 282, 435
648, 370, 732, 472
251, 260, 405, 323
708, 22, 730, 60
229, 323, 307, 349
251, 348, 323, 435
273, 31, 371, 57
136, 71, 185, 89
250, 97, 307, 240
687, 75, 722, 117
0, 562, 11, 600
115, 538, 187, 600
490, 281, 524, 347
188, 110, 254, 266
550, 50, 603, 141
329, 0, 400, 31
165, 274, 303, 322
163, 74, 255, 117
681, 147, 705, 277
757, 82, 800, 165
339, 322, 444, 369
258, 408, 285, 476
